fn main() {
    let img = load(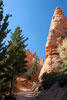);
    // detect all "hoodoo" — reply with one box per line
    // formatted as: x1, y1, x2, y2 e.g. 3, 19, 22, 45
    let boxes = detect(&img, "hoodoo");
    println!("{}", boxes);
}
39, 7, 67, 78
